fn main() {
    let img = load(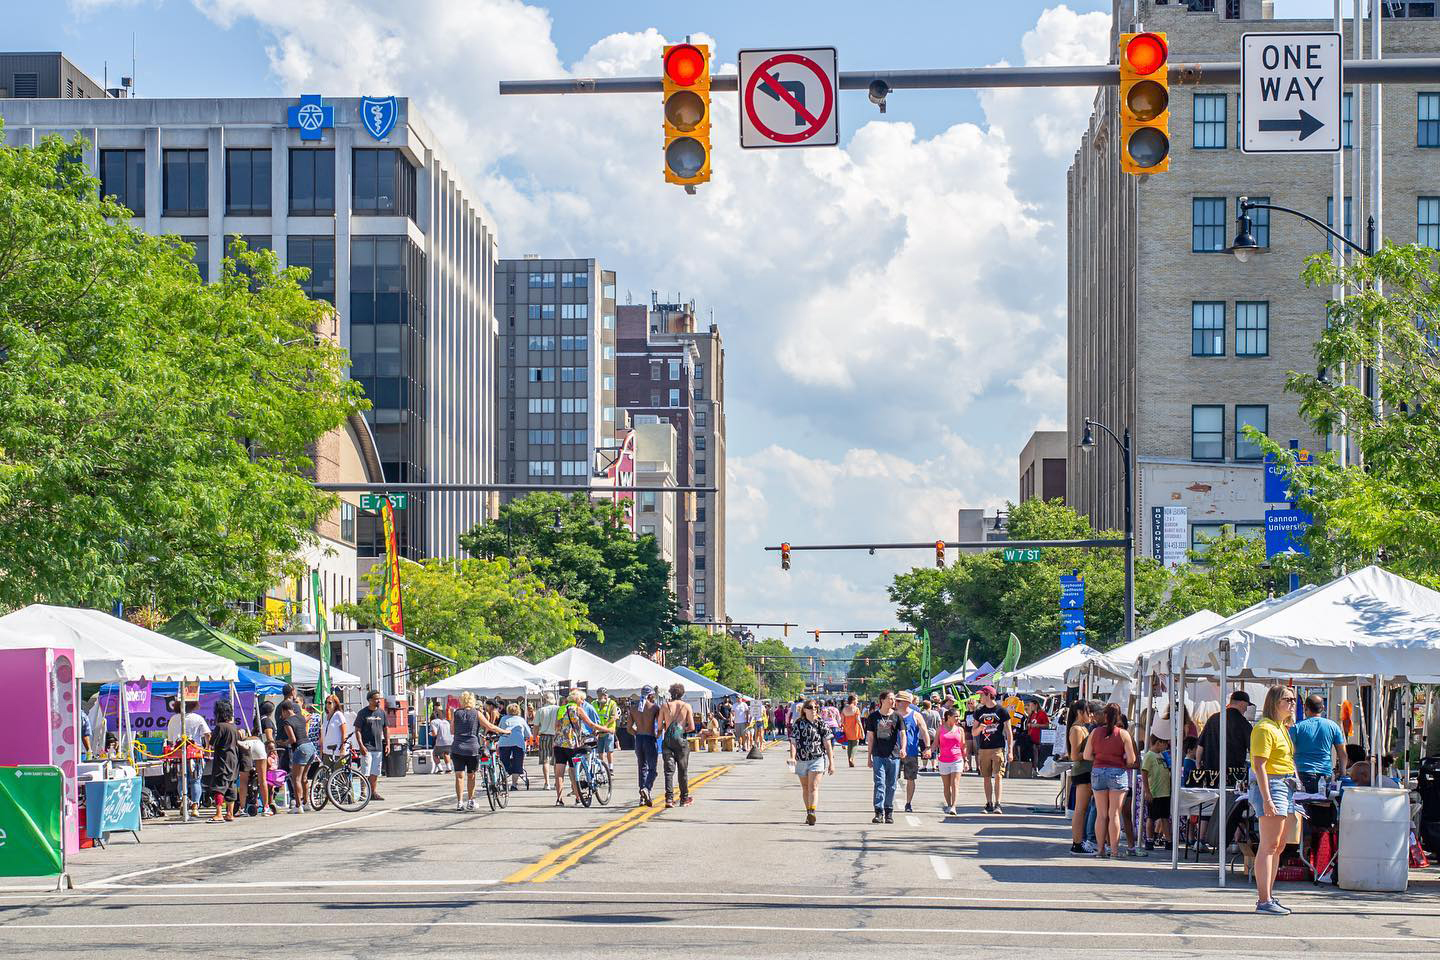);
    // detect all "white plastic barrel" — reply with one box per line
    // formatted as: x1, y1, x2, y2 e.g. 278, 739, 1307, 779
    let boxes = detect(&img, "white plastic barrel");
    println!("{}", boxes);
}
1338, 787, 1410, 892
